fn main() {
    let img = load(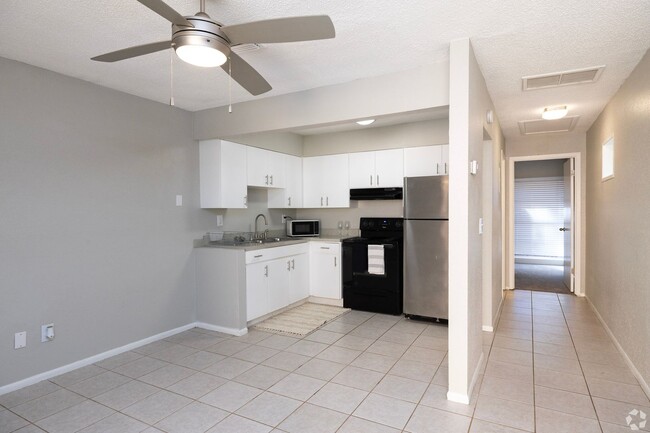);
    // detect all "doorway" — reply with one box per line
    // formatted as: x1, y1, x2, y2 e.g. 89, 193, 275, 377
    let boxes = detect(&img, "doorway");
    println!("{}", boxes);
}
507, 153, 582, 296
